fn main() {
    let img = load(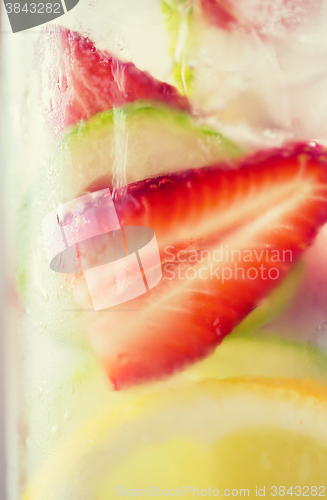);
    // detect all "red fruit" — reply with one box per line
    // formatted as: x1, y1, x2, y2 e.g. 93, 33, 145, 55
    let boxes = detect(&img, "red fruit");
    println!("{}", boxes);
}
79, 143, 327, 389
200, 0, 238, 30
200, 0, 322, 34
36, 26, 189, 131
113, 143, 327, 253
